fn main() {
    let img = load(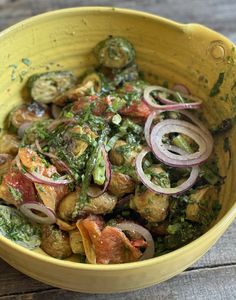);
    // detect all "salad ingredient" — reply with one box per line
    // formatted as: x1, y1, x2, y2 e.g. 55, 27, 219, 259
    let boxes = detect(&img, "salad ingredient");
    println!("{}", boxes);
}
0, 36, 223, 264
27, 71, 77, 104
94, 37, 135, 69
9, 102, 49, 129
0, 205, 41, 249
19, 201, 56, 224
115, 222, 155, 261
143, 85, 202, 110
40, 225, 72, 259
